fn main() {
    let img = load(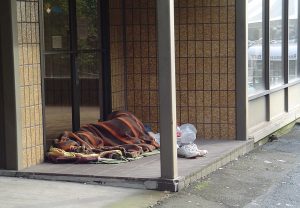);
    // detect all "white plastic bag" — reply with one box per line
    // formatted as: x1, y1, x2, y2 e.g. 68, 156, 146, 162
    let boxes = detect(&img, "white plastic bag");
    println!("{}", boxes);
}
148, 132, 160, 145
177, 124, 197, 145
